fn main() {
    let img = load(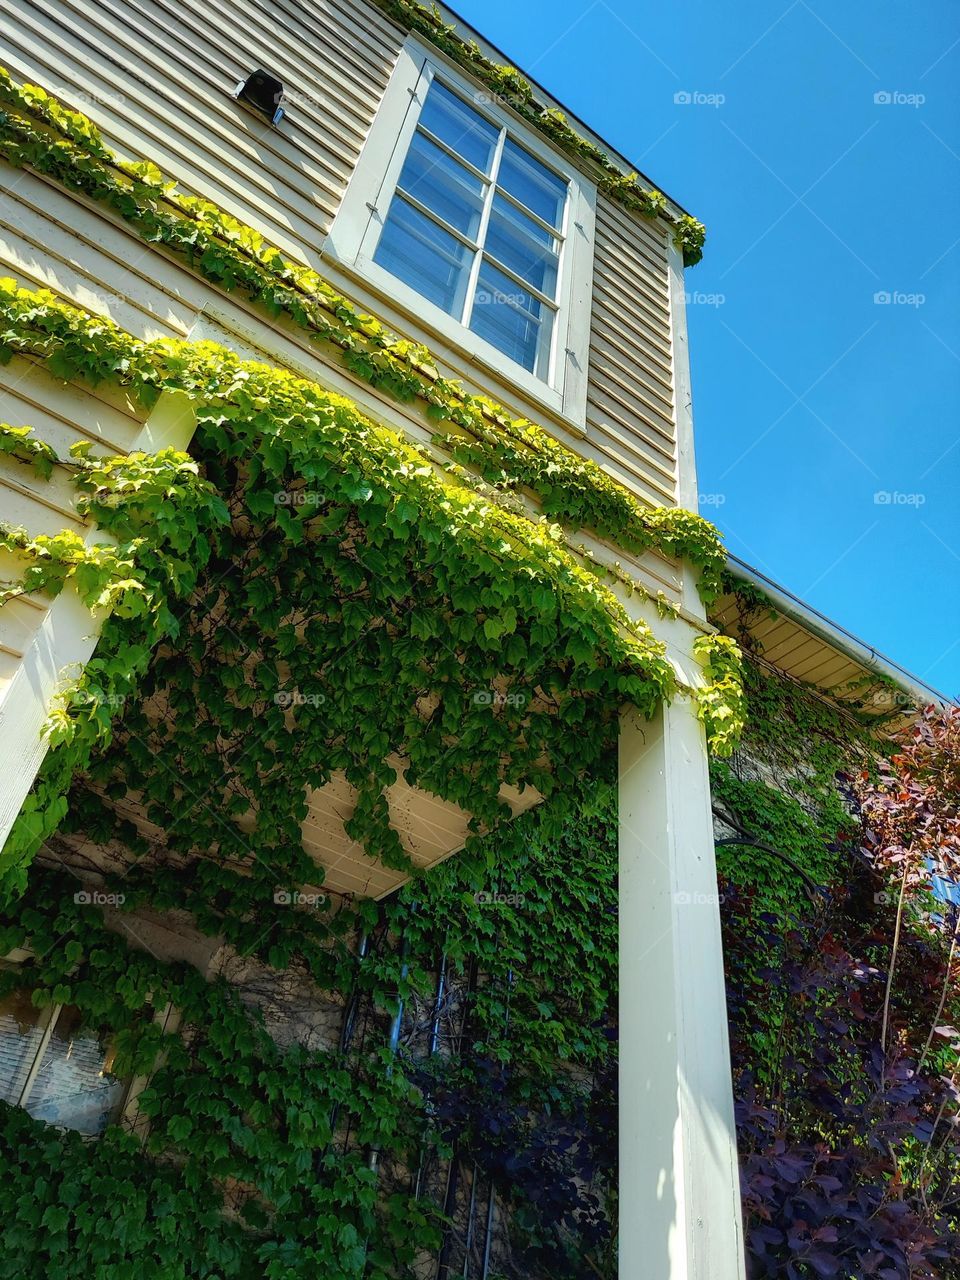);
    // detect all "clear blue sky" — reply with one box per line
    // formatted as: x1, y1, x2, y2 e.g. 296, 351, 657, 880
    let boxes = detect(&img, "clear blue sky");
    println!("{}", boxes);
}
451, 0, 960, 697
